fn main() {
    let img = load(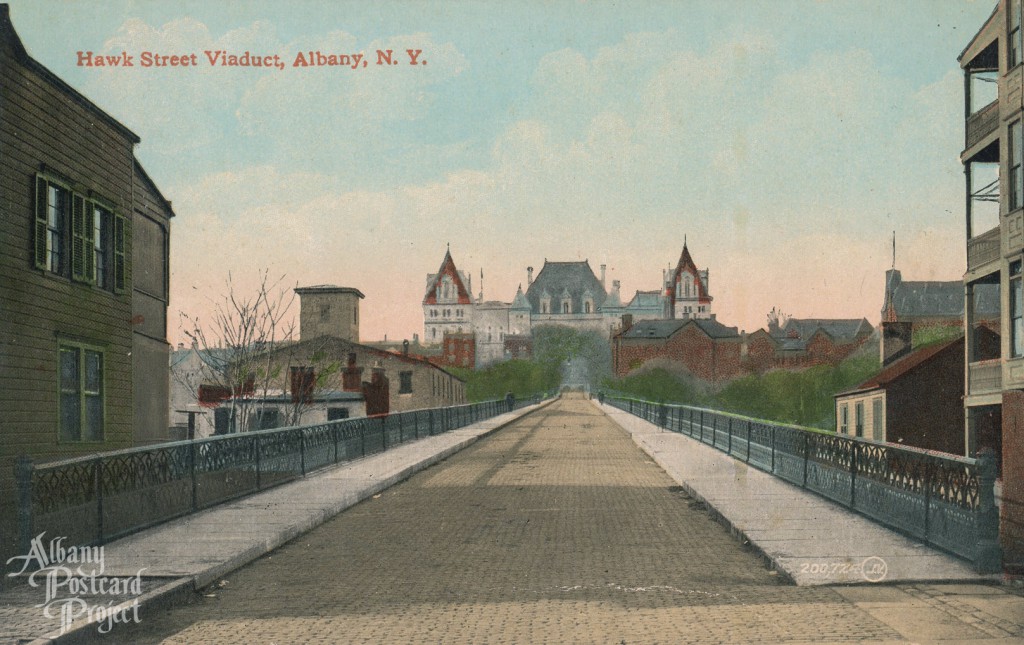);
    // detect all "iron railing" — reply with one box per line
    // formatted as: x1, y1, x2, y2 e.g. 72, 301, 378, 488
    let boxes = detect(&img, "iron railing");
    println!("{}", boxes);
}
605, 396, 1001, 572
16, 395, 548, 552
